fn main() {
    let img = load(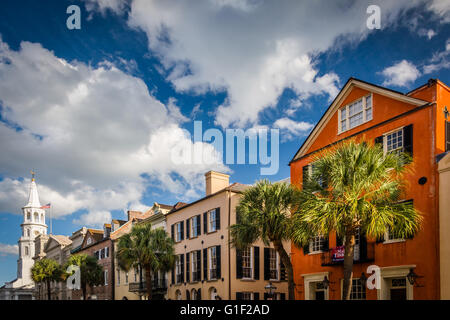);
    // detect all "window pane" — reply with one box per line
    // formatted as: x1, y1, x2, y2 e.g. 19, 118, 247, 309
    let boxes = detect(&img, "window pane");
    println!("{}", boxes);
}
242, 248, 252, 278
